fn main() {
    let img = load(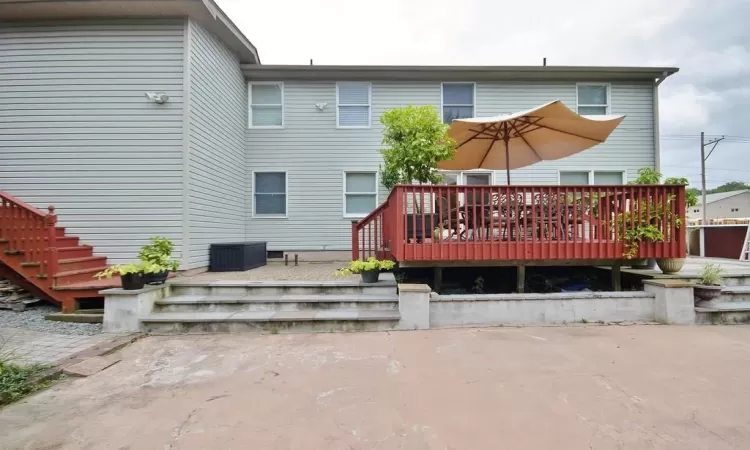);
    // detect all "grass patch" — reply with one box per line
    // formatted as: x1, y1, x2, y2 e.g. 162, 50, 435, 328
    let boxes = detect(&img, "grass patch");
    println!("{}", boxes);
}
0, 360, 51, 406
